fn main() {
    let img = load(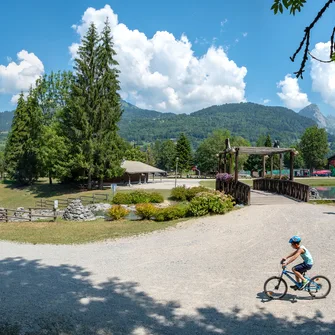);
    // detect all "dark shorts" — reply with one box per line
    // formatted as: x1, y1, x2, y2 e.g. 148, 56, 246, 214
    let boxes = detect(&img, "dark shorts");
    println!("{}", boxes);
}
293, 262, 313, 274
